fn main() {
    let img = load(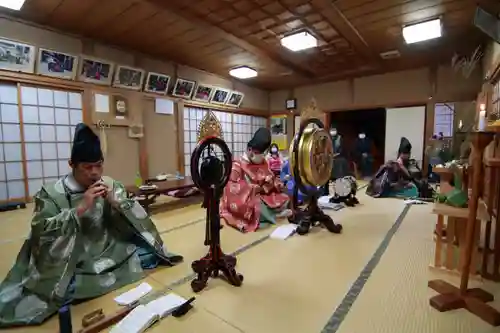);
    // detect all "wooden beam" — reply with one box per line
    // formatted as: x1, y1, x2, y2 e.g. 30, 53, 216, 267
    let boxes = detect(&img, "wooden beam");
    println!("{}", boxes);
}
310, 0, 381, 65
144, 0, 317, 79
